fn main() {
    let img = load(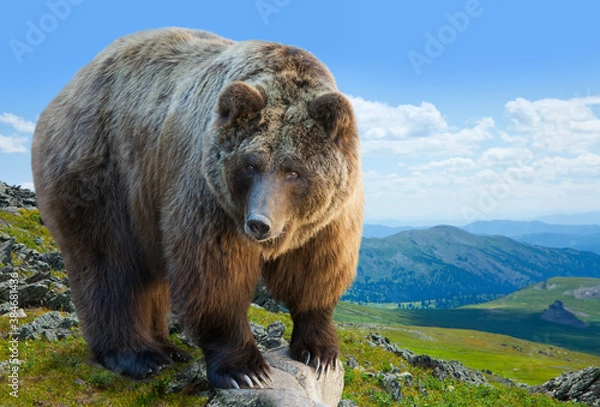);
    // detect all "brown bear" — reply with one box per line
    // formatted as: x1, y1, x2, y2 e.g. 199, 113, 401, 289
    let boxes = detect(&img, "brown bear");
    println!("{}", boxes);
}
31, 27, 363, 389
